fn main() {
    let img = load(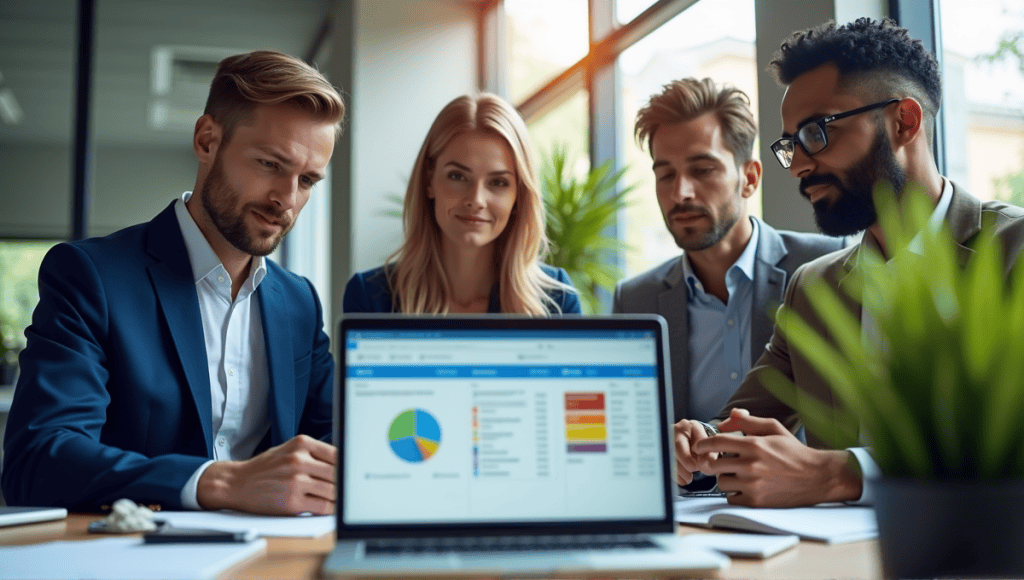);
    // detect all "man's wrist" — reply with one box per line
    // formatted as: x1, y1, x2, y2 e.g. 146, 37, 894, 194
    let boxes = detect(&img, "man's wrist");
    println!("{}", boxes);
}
822, 450, 863, 503
181, 460, 216, 510
196, 460, 238, 511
